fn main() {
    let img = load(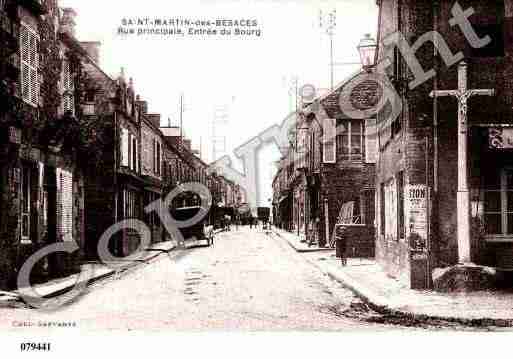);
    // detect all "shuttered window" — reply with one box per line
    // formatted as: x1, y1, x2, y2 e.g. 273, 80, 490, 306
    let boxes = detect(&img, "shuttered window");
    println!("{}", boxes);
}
121, 128, 129, 167
156, 141, 161, 176
61, 59, 74, 115
323, 118, 336, 163
20, 23, 39, 107
365, 118, 378, 163
57, 168, 73, 242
